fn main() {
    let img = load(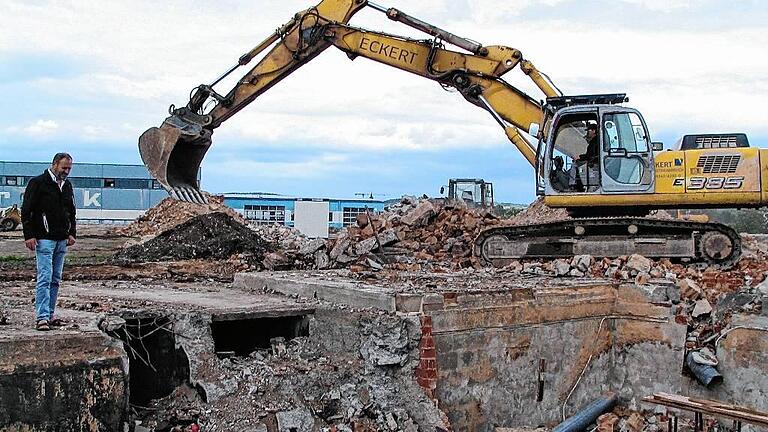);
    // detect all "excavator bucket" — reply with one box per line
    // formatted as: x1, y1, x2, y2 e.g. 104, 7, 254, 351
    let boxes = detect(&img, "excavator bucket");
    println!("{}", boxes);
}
138, 117, 212, 204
